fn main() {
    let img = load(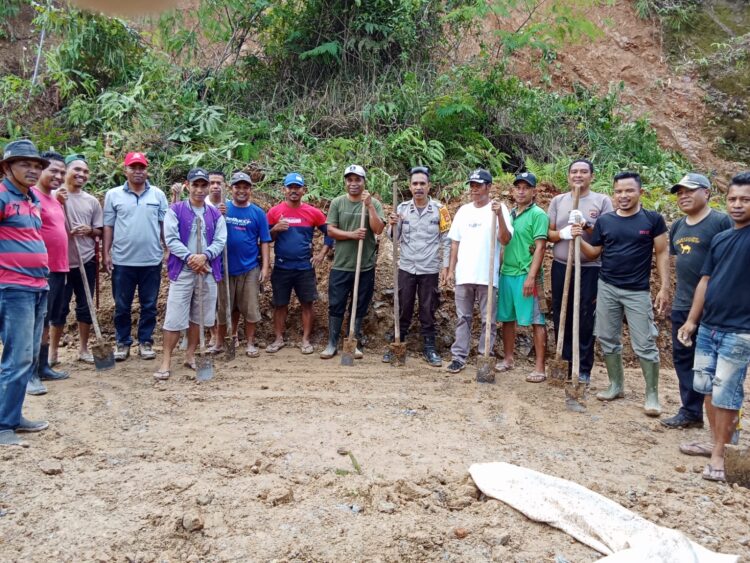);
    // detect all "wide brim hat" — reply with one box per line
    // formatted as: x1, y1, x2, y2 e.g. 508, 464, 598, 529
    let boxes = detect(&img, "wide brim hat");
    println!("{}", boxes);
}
0, 139, 50, 168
